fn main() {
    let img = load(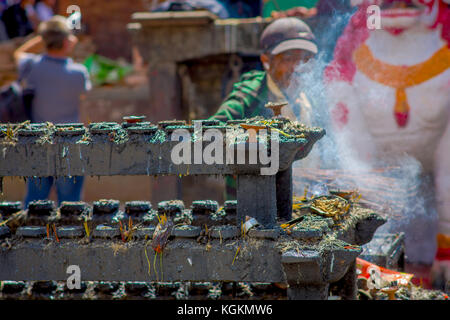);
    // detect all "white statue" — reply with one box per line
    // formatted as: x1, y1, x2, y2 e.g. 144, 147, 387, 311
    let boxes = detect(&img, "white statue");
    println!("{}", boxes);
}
325, 0, 450, 288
